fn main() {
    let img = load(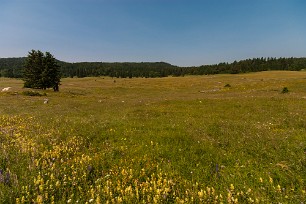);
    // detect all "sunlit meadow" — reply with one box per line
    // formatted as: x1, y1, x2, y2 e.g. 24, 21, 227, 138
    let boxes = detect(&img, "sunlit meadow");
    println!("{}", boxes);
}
0, 71, 305, 203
